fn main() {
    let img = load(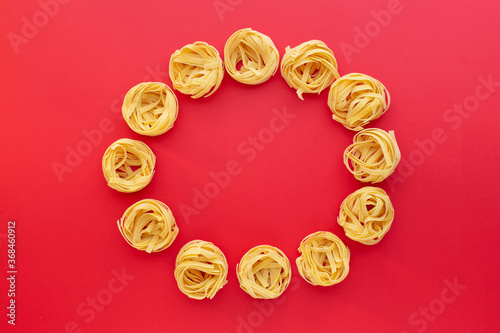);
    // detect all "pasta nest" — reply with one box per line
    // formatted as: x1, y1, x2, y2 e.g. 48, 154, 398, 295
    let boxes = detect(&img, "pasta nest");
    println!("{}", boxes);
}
224, 28, 279, 85
296, 231, 350, 286
338, 187, 394, 245
236, 245, 291, 299
117, 199, 179, 253
102, 138, 156, 193
174, 240, 228, 300
169, 42, 224, 99
328, 73, 391, 131
281, 40, 340, 100
122, 82, 178, 136
343, 128, 401, 183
